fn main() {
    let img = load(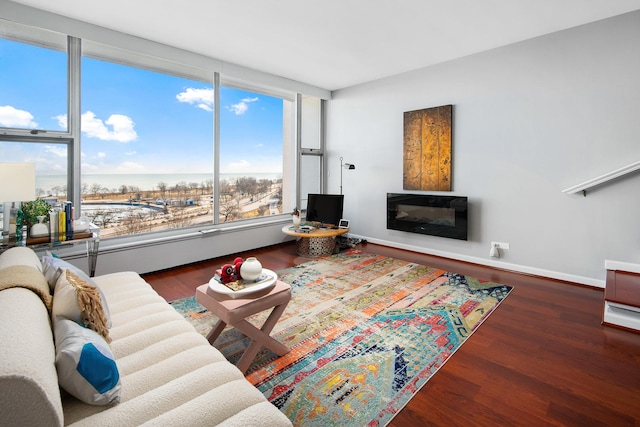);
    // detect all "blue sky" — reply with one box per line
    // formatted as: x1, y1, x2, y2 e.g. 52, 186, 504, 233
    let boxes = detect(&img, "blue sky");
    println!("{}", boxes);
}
0, 38, 284, 175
